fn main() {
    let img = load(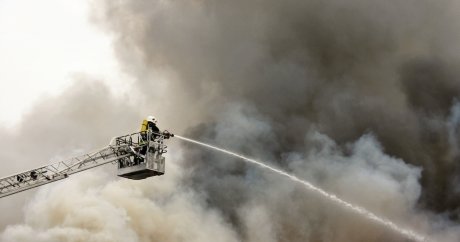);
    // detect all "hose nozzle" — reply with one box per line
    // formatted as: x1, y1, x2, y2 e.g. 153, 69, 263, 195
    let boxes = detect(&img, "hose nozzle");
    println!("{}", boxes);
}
162, 130, 174, 139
